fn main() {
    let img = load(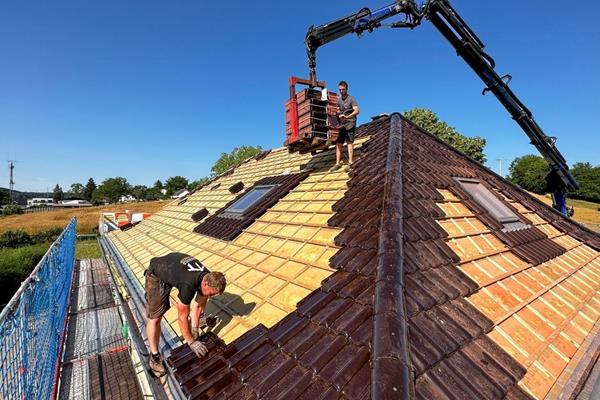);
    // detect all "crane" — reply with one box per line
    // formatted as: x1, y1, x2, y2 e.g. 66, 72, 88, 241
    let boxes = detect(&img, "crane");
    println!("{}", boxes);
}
302, 0, 578, 216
